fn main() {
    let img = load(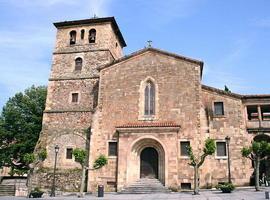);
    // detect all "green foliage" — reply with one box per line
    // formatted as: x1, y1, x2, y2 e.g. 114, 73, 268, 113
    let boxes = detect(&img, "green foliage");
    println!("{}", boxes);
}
241, 141, 270, 159
241, 147, 252, 158
30, 187, 44, 198
216, 182, 235, 193
23, 153, 36, 164
0, 85, 47, 170
37, 148, 47, 161
188, 138, 216, 167
93, 155, 108, 169
8, 168, 28, 176
73, 148, 87, 166
203, 138, 216, 155
224, 85, 231, 93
